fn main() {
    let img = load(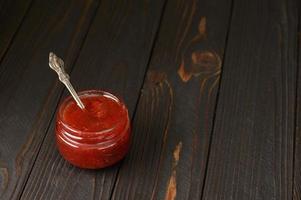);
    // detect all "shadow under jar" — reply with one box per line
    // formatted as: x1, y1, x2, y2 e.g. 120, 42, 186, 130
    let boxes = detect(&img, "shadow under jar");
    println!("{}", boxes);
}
56, 90, 131, 169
